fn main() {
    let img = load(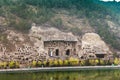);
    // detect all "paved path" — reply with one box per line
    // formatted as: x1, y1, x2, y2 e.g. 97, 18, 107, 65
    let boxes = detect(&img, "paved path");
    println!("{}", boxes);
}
0, 66, 120, 73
